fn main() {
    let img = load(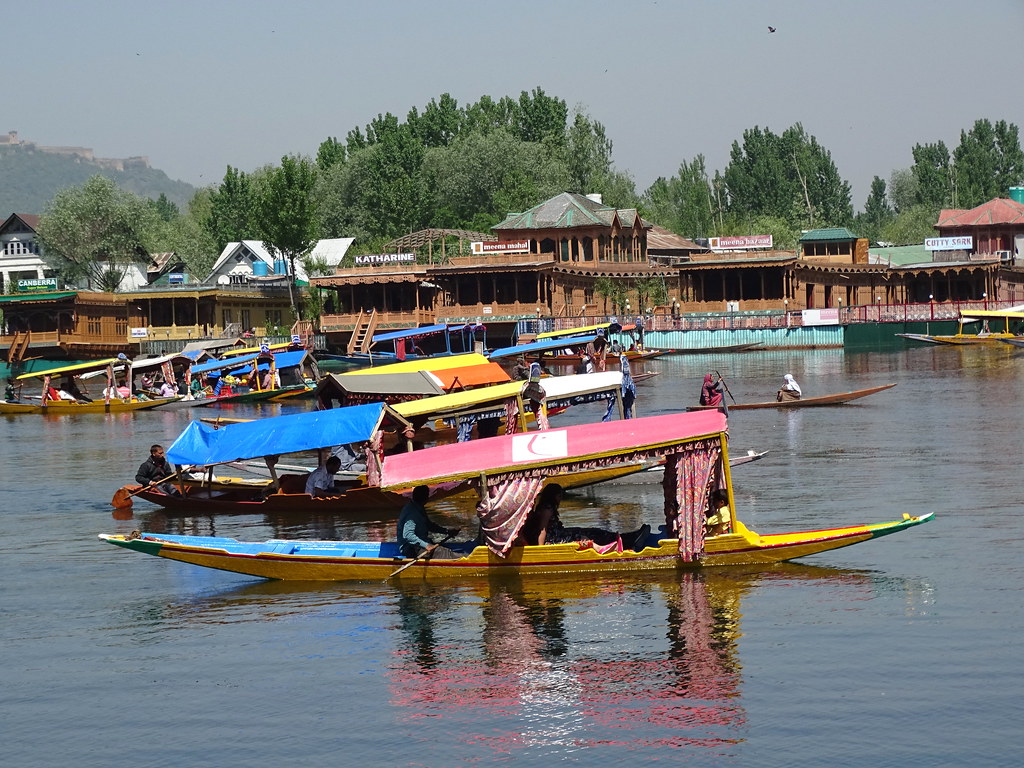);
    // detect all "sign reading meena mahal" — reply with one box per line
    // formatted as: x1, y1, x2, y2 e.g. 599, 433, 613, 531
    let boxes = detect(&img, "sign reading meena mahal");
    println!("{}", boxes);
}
353, 253, 416, 266
471, 240, 531, 255
708, 235, 773, 251
925, 236, 973, 251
